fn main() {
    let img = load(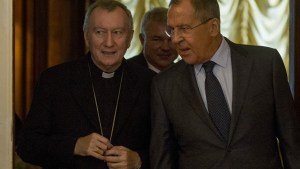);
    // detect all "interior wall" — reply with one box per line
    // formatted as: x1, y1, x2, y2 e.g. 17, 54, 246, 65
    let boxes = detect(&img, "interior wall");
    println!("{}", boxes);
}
0, 0, 13, 168
48, 0, 86, 66
14, 0, 86, 121
13, 1, 86, 168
